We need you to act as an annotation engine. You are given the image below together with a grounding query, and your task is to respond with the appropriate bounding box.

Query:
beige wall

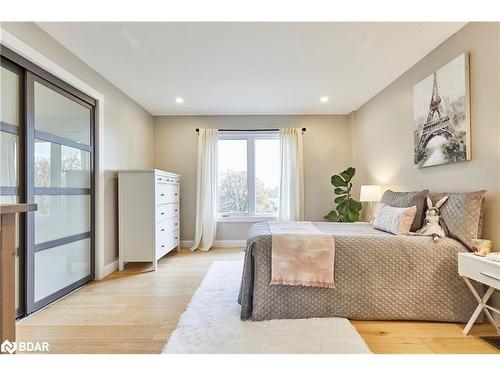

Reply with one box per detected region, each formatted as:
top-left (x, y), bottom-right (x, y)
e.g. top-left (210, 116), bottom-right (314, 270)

top-left (154, 115), bottom-right (352, 241)
top-left (351, 22), bottom-right (500, 313)
top-left (1, 22), bottom-right (155, 266)
top-left (351, 22), bottom-right (500, 245)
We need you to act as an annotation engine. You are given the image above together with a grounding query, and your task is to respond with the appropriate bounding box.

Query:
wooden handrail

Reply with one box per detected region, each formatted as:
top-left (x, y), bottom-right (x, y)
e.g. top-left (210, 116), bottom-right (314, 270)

top-left (0, 204), bottom-right (37, 215)
top-left (0, 203), bottom-right (37, 349)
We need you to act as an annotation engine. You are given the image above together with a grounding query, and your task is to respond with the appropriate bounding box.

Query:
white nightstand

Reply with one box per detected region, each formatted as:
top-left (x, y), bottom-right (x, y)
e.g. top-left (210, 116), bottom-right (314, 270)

top-left (458, 252), bottom-right (500, 335)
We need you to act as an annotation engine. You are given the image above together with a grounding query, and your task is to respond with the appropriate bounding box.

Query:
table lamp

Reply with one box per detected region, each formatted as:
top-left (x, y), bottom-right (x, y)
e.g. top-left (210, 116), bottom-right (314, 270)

top-left (360, 185), bottom-right (382, 222)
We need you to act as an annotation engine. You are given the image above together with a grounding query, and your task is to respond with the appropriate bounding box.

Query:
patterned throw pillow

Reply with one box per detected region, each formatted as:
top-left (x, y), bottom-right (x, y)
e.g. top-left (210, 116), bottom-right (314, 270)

top-left (380, 190), bottom-right (428, 232)
top-left (372, 204), bottom-right (418, 235)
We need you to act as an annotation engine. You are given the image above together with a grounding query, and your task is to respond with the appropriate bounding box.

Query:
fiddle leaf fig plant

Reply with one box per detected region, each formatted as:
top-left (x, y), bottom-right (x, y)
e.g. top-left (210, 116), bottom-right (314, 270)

top-left (324, 167), bottom-right (362, 222)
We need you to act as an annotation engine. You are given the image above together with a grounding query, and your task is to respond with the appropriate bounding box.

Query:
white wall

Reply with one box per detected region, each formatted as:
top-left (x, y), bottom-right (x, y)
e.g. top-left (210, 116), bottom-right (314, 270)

top-left (350, 22), bottom-right (500, 317)
top-left (154, 115), bottom-right (352, 242)
top-left (1, 22), bottom-right (155, 266)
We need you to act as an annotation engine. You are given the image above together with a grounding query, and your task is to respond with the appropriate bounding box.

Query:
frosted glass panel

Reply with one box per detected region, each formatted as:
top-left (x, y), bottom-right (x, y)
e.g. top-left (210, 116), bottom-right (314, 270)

top-left (34, 81), bottom-right (91, 145)
top-left (0, 131), bottom-right (19, 187)
top-left (0, 66), bottom-right (19, 126)
top-left (0, 194), bottom-right (17, 203)
top-left (35, 195), bottom-right (90, 244)
top-left (35, 141), bottom-right (90, 188)
top-left (34, 238), bottom-right (90, 302)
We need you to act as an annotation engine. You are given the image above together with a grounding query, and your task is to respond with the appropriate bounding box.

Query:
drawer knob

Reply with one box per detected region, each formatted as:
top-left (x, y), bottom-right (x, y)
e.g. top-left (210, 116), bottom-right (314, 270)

top-left (161, 229), bottom-right (165, 232)
top-left (160, 193), bottom-right (165, 197)
top-left (175, 223), bottom-right (178, 225)
top-left (174, 193), bottom-right (178, 196)
top-left (175, 237), bottom-right (178, 240)
top-left (160, 212), bottom-right (164, 215)
top-left (175, 209), bottom-right (178, 212)
top-left (161, 245), bottom-right (165, 248)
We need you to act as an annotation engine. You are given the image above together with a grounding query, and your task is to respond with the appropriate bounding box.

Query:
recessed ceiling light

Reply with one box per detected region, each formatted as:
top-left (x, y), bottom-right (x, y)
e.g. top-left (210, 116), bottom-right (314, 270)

top-left (320, 96), bottom-right (329, 103)
top-left (175, 97), bottom-right (184, 104)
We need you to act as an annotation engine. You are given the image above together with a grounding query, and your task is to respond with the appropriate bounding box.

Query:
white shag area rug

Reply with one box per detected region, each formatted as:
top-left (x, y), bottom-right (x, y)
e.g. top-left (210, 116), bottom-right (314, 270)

top-left (163, 261), bottom-right (371, 354)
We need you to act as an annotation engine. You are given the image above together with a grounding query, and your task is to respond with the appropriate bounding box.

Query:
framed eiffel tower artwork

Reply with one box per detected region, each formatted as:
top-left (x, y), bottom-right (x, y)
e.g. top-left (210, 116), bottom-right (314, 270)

top-left (413, 53), bottom-right (471, 168)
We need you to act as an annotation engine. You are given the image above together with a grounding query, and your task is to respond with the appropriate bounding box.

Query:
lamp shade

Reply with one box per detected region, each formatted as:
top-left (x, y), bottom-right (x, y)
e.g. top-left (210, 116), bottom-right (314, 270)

top-left (360, 185), bottom-right (382, 202)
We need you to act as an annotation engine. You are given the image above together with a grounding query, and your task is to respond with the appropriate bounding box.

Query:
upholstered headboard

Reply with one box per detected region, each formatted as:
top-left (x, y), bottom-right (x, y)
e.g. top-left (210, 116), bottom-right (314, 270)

top-left (428, 191), bottom-right (486, 250)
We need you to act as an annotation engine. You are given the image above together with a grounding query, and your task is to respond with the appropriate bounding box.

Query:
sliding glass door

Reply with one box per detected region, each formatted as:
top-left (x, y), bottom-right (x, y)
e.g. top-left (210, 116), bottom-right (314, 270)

top-left (26, 72), bottom-right (94, 313)
top-left (0, 59), bottom-right (25, 317)
top-left (1, 47), bottom-right (95, 315)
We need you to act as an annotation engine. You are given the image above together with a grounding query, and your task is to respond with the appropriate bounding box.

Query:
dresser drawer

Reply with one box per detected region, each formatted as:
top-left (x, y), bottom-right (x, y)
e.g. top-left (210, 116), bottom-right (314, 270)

top-left (156, 174), bottom-right (180, 184)
top-left (458, 254), bottom-right (500, 289)
top-left (157, 215), bottom-right (180, 234)
top-left (156, 183), bottom-right (179, 204)
top-left (156, 203), bottom-right (179, 222)
top-left (157, 229), bottom-right (179, 258)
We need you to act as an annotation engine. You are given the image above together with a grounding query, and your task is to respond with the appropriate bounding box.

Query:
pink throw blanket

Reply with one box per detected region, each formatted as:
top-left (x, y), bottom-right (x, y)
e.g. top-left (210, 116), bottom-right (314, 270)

top-left (269, 221), bottom-right (335, 288)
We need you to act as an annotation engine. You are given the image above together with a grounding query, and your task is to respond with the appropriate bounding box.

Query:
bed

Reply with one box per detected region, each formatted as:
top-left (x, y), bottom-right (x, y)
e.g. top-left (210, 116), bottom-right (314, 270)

top-left (238, 221), bottom-right (481, 322)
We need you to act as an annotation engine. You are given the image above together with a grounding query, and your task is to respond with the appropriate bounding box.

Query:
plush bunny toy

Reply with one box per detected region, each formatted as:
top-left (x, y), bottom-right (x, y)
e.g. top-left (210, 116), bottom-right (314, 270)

top-left (414, 196), bottom-right (449, 242)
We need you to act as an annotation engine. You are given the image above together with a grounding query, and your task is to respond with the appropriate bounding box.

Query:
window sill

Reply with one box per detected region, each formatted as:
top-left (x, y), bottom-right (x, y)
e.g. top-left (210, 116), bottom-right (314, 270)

top-left (217, 215), bottom-right (278, 223)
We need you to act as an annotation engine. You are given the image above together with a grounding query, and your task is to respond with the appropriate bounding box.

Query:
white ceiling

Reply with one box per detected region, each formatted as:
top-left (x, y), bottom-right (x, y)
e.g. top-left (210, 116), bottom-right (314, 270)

top-left (37, 22), bottom-right (466, 115)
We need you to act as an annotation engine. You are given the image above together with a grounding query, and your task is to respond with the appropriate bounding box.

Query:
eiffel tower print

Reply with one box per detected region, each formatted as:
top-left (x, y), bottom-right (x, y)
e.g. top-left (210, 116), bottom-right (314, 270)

top-left (416, 72), bottom-right (454, 153)
top-left (414, 53), bottom-right (470, 168)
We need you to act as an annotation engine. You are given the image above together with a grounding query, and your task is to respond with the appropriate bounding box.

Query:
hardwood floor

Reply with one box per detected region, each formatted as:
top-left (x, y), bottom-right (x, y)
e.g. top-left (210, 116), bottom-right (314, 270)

top-left (17, 247), bottom-right (499, 354)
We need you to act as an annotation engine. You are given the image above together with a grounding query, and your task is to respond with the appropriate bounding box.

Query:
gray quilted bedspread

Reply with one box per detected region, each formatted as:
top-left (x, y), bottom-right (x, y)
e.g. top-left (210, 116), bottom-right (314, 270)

top-left (238, 222), bottom-right (480, 322)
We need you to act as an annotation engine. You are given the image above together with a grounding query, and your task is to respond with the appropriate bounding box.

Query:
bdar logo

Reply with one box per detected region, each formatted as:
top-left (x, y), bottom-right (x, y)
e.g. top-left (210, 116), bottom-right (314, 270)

top-left (1, 340), bottom-right (49, 353)
top-left (1, 340), bottom-right (16, 354)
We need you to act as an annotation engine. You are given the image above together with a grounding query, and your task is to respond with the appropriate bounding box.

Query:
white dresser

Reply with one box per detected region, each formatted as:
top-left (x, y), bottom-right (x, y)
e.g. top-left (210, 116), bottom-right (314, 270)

top-left (118, 169), bottom-right (181, 271)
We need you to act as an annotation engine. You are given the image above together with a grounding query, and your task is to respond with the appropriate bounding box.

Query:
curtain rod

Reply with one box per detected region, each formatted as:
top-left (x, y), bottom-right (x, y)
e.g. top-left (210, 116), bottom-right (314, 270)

top-left (195, 128), bottom-right (306, 133)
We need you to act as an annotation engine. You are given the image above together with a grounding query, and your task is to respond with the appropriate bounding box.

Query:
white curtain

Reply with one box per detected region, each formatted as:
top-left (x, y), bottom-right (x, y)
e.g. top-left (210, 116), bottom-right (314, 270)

top-left (278, 128), bottom-right (304, 221)
top-left (191, 129), bottom-right (218, 251)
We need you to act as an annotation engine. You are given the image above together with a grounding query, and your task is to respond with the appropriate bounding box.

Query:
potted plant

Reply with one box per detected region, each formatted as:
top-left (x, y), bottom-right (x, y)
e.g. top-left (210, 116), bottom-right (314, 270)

top-left (324, 167), bottom-right (362, 222)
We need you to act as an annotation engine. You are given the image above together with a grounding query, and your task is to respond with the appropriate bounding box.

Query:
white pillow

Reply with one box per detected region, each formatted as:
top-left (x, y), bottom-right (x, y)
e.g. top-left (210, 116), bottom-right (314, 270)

top-left (372, 203), bottom-right (417, 235)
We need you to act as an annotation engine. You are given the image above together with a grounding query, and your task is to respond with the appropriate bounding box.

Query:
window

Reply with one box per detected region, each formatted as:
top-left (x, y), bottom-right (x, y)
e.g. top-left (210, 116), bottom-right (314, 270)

top-left (217, 139), bottom-right (248, 214)
top-left (217, 131), bottom-right (280, 220)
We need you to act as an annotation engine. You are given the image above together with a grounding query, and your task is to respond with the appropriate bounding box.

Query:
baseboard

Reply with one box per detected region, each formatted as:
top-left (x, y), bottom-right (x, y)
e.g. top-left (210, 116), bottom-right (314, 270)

top-left (180, 240), bottom-right (246, 248)
top-left (213, 240), bottom-right (246, 248)
top-left (98, 260), bottom-right (118, 279)
top-left (180, 240), bottom-right (194, 248)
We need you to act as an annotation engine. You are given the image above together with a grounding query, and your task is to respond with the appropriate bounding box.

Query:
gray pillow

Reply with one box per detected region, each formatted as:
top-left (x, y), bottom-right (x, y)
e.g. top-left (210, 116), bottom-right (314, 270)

top-left (380, 190), bottom-right (428, 232)
top-left (428, 191), bottom-right (486, 250)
